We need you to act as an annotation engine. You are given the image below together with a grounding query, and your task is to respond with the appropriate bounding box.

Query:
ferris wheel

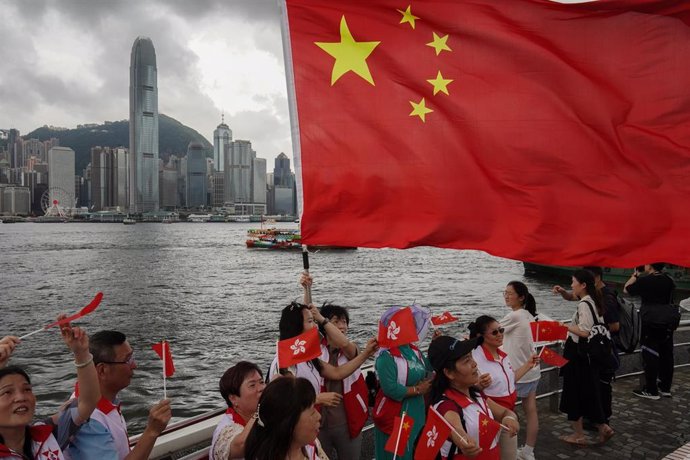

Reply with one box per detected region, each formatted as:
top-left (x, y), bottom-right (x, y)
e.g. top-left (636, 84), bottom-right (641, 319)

top-left (41, 187), bottom-right (75, 217)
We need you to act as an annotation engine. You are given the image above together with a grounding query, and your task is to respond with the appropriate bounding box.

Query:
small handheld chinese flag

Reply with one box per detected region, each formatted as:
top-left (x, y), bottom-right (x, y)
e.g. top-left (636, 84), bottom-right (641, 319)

top-left (478, 412), bottom-right (501, 449)
top-left (431, 311), bottom-right (458, 326)
top-left (152, 340), bottom-right (175, 377)
top-left (539, 347), bottom-right (569, 368)
top-left (414, 406), bottom-right (452, 460)
top-left (277, 327), bottom-right (322, 368)
top-left (530, 321), bottom-right (568, 342)
top-left (385, 412), bottom-right (414, 457)
top-left (378, 307), bottom-right (419, 348)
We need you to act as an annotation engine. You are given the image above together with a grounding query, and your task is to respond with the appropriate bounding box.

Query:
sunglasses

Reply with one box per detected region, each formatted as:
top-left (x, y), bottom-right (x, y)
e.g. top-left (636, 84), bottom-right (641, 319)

top-left (487, 327), bottom-right (505, 336)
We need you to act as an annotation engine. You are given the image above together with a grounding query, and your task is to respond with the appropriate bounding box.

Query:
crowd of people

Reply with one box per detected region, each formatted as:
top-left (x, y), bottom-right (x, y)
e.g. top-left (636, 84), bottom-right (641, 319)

top-left (0, 264), bottom-right (681, 459)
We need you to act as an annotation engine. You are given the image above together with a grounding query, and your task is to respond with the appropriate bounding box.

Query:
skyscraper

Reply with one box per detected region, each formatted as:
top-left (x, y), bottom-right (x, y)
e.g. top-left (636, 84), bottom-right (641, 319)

top-left (47, 146), bottom-right (75, 209)
top-left (129, 36), bottom-right (159, 213)
top-left (186, 141), bottom-right (207, 208)
top-left (213, 115), bottom-right (232, 172)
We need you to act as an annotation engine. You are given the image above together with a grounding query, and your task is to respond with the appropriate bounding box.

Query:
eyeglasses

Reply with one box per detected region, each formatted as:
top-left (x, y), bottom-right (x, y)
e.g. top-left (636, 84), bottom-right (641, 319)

top-left (99, 354), bottom-right (135, 366)
top-left (487, 328), bottom-right (505, 336)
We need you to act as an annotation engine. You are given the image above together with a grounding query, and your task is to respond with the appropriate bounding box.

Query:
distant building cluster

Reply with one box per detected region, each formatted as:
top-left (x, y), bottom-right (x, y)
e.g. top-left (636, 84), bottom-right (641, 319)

top-left (0, 37), bottom-right (297, 218)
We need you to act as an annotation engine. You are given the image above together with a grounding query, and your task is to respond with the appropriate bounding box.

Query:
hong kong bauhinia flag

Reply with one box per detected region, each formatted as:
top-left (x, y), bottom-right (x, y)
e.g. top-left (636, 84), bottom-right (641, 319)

top-left (414, 406), bottom-right (452, 460)
top-left (277, 327), bottom-right (322, 368)
top-left (282, 0), bottom-right (690, 266)
top-left (431, 311), bottom-right (459, 326)
top-left (378, 307), bottom-right (419, 348)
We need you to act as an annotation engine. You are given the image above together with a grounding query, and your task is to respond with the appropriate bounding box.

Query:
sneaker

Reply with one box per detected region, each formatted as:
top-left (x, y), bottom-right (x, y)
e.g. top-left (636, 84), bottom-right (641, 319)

top-left (517, 447), bottom-right (536, 460)
top-left (659, 390), bottom-right (672, 398)
top-left (632, 389), bottom-right (660, 400)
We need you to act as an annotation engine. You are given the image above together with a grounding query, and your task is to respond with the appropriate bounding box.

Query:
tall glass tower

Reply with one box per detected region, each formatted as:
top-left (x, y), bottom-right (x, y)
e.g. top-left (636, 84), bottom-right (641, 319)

top-left (213, 114), bottom-right (232, 172)
top-left (129, 36), bottom-right (159, 212)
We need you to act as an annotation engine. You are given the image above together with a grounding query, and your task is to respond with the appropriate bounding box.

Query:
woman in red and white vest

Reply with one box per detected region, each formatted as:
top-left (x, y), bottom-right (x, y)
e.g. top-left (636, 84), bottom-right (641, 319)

top-left (210, 361), bottom-right (266, 460)
top-left (428, 335), bottom-right (520, 460)
top-left (0, 318), bottom-right (100, 460)
top-left (470, 316), bottom-right (538, 460)
top-left (317, 303), bottom-right (369, 460)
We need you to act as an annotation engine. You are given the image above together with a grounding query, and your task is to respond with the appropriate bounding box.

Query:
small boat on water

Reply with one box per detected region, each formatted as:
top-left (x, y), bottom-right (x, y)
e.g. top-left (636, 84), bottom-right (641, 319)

top-left (123, 217), bottom-right (136, 225)
top-left (162, 217), bottom-right (173, 224)
top-left (245, 228), bottom-right (356, 251)
top-left (188, 214), bottom-right (212, 223)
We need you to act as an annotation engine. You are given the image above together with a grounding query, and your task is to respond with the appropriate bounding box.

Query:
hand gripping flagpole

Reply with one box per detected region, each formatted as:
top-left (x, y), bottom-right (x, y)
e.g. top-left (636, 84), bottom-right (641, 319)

top-left (302, 245), bottom-right (312, 304)
top-left (392, 411), bottom-right (407, 460)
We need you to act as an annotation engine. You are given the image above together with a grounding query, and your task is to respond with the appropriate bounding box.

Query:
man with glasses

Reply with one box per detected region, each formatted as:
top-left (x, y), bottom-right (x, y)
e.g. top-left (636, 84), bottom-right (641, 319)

top-left (65, 330), bottom-right (172, 460)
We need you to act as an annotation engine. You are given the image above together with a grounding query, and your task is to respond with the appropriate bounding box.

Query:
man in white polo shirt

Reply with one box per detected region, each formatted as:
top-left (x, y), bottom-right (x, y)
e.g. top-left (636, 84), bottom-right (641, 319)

top-left (65, 330), bottom-right (171, 460)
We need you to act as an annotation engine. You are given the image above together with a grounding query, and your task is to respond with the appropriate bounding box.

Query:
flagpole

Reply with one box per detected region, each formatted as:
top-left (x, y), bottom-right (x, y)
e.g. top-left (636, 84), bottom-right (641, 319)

top-left (392, 411), bottom-right (406, 460)
top-left (162, 341), bottom-right (167, 400)
top-left (302, 245), bottom-right (312, 304)
top-left (19, 327), bottom-right (46, 340)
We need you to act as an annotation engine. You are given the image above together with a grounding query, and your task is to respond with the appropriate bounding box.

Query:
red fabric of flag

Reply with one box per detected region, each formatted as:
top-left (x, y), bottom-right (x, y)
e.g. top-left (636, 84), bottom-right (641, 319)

top-left (478, 412), bottom-right (501, 449)
top-left (277, 327), bottom-right (322, 368)
top-left (377, 307), bottom-right (419, 348)
top-left (540, 347), bottom-right (569, 368)
top-left (431, 311), bottom-right (458, 326)
top-left (44, 292), bottom-right (104, 329)
top-left (414, 407), bottom-right (452, 460)
top-left (151, 340), bottom-right (175, 377)
top-left (284, 0), bottom-right (690, 267)
top-left (384, 413), bottom-right (415, 456)
top-left (530, 321), bottom-right (568, 342)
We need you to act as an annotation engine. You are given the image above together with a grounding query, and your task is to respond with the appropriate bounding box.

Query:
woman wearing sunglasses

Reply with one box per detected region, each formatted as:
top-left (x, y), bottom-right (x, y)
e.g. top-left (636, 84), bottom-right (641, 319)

top-left (469, 316), bottom-right (538, 460)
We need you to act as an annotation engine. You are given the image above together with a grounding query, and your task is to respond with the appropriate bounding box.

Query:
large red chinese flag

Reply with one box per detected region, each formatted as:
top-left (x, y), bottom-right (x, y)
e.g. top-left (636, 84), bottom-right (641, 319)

top-left (414, 406), bottom-right (452, 460)
top-left (284, 0), bottom-right (690, 266)
top-left (385, 413), bottom-right (415, 456)
top-left (377, 307), bottom-right (419, 348)
top-left (277, 327), bottom-right (322, 368)
top-left (530, 321), bottom-right (568, 342)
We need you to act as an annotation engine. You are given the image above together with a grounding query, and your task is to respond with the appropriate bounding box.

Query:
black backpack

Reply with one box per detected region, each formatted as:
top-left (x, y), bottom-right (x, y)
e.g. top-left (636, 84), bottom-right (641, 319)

top-left (611, 291), bottom-right (642, 353)
top-left (579, 300), bottom-right (614, 368)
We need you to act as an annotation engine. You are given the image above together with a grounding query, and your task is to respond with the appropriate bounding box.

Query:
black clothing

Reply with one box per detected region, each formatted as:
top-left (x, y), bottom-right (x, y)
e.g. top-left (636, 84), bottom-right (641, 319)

top-left (641, 326), bottom-right (674, 394)
top-left (559, 338), bottom-right (607, 423)
top-left (626, 272), bottom-right (675, 306)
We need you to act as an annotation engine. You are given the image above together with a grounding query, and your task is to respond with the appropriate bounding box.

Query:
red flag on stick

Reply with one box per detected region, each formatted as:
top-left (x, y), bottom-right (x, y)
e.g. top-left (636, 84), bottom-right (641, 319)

top-left (530, 321), bottom-right (568, 342)
top-left (152, 340), bottom-right (175, 377)
top-left (284, 0), bottom-right (690, 267)
top-left (414, 406), bottom-right (452, 460)
top-left (20, 292), bottom-right (104, 340)
top-left (385, 412), bottom-right (414, 456)
top-left (377, 307), bottom-right (418, 348)
top-left (277, 327), bottom-right (322, 368)
top-left (539, 347), bottom-right (569, 368)
top-left (431, 311), bottom-right (458, 326)
top-left (478, 412), bottom-right (501, 449)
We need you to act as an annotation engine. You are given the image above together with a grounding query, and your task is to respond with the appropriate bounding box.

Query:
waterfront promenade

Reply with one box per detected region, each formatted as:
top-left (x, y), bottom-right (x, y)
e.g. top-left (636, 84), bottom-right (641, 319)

top-left (518, 366), bottom-right (690, 460)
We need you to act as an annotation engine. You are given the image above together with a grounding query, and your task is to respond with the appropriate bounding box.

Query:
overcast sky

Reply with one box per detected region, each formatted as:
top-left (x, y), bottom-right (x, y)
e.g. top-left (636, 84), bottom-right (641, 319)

top-left (0, 0), bottom-right (291, 166)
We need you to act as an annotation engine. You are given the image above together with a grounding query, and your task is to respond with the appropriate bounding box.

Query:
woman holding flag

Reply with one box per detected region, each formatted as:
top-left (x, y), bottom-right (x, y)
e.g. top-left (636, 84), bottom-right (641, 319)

top-left (469, 316), bottom-right (538, 460)
top-left (0, 317), bottom-right (100, 459)
top-left (427, 335), bottom-right (519, 460)
top-left (499, 281), bottom-right (541, 460)
top-left (373, 305), bottom-right (433, 460)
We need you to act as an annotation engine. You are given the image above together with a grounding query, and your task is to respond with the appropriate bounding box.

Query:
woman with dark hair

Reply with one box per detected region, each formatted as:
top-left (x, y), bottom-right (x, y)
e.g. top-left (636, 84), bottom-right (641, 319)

top-left (244, 377), bottom-right (328, 460)
top-left (267, 301), bottom-right (377, 408)
top-left (499, 281), bottom-right (540, 460)
top-left (0, 318), bottom-right (100, 459)
top-left (469, 316), bottom-right (538, 460)
top-left (210, 361), bottom-right (266, 460)
top-left (559, 269), bottom-right (614, 446)
top-left (428, 335), bottom-right (519, 459)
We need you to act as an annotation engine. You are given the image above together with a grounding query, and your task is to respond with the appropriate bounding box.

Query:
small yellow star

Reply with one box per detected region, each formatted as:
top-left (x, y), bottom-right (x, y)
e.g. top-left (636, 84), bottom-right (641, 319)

top-left (397, 5), bottom-right (419, 29)
top-left (427, 71), bottom-right (453, 95)
top-left (426, 32), bottom-right (452, 56)
top-left (315, 16), bottom-right (381, 86)
top-left (403, 421), bottom-right (411, 430)
top-left (409, 97), bottom-right (433, 122)
top-left (481, 419), bottom-right (489, 426)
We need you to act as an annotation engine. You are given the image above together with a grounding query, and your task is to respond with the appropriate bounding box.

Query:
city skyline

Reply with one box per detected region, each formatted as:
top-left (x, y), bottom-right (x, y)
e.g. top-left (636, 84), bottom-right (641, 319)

top-left (0, 0), bottom-right (291, 166)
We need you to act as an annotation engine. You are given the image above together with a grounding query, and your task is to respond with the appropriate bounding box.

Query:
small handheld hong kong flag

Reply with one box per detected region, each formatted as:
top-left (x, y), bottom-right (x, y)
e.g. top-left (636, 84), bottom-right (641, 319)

top-left (152, 340), bottom-right (175, 377)
top-left (478, 412), bottom-right (501, 449)
top-left (530, 321), bottom-right (568, 342)
top-left (378, 307), bottom-right (419, 348)
top-left (539, 347), bottom-right (569, 368)
top-left (414, 406), bottom-right (452, 460)
top-left (277, 327), bottom-right (322, 368)
top-left (431, 311), bottom-right (459, 326)
top-left (385, 412), bottom-right (415, 456)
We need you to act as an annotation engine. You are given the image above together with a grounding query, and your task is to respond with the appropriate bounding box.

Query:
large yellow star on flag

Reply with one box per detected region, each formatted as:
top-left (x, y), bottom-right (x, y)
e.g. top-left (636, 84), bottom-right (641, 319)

top-left (427, 32), bottom-right (452, 56)
top-left (427, 71), bottom-right (454, 95)
top-left (397, 5), bottom-right (419, 29)
top-left (315, 16), bottom-right (381, 86)
top-left (409, 97), bottom-right (433, 122)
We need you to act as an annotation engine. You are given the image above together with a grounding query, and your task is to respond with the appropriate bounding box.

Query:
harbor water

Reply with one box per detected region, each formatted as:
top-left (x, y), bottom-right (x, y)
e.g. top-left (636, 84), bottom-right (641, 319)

top-left (1, 222), bottom-right (579, 431)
